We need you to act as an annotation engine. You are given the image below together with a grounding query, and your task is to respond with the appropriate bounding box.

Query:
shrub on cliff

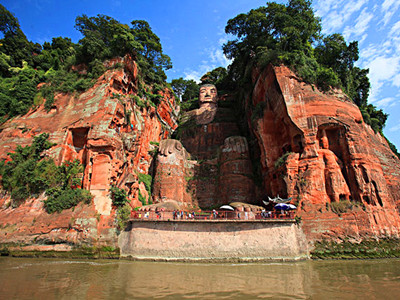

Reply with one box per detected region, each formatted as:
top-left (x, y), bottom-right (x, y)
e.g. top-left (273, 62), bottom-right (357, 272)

top-left (0, 134), bottom-right (54, 205)
top-left (116, 203), bottom-right (132, 231)
top-left (224, 0), bottom-right (366, 95)
top-left (41, 158), bottom-right (93, 213)
top-left (44, 188), bottom-right (92, 214)
top-left (109, 185), bottom-right (128, 207)
top-left (170, 77), bottom-right (200, 111)
top-left (75, 16), bottom-right (171, 85)
top-left (138, 173), bottom-right (153, 205)
top-left (0, 134), bottom-right (92, 211)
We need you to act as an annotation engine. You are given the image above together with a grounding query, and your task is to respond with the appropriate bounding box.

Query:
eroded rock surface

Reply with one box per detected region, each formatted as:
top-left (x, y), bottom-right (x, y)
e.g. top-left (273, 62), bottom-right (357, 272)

top-left (1, 58), bottom-right (400, 249)
top-left (0, 55), bottom-right (178, 248)
top-left (249, 65), bottom-right (400, 240)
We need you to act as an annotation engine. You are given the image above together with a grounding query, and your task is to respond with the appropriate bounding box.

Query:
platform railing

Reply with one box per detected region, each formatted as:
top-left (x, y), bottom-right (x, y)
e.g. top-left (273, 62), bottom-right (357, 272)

top-left (130, 210), bottom-right (295, 221)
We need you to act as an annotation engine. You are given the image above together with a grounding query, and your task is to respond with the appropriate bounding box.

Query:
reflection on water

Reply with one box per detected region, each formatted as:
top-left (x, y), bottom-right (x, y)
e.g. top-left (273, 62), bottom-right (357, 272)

top-left (1, 257), bottom-right (400, 299)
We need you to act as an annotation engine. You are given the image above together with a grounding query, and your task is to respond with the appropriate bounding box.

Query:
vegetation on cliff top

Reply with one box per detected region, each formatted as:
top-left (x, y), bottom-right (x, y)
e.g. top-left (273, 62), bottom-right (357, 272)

top-left (0, 4), bottom-right (171, 122)
top-left (217, 0), bottom-right (398, 157)
top-left (0, 133), bottom-right (92, 212)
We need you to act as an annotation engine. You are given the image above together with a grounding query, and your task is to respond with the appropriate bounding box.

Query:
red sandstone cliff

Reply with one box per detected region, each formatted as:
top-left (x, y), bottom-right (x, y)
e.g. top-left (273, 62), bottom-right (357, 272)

top-left (249, 64), bottom-right (400, 240)
top-left (1, 58), bottom-right (400, 250)
top-left (0, 55), bottom-right (178, 249)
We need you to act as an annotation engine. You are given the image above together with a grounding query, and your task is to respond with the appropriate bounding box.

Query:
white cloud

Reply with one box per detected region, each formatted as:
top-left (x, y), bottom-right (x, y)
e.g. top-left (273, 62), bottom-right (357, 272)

top-left (184, 71), bottom-right (202, 83)
top-left (318, 0), bottom-right (369, 33)
top-left (210, 48), bottom-right (231, 66)
top-left (365, 56), bottom-right (400, 102)
top-left (389, 123), bottom-right (400, 132)
top-left (381, 0), bottom-right (400, 26)
top-left (314, 0), bottom-right (339, 18)
top-left (374, 97), bottom-right (397, 108)
top-left (368, 56), bottom-right (399, 82)
top-left (389, 21), bottom-right (400, 37)
top-left (343, 8), bottom-right (373, 39)
top-left (393, 74), bottom-right (400, 87)
top-left (183, 33), bottom-right (231, 82)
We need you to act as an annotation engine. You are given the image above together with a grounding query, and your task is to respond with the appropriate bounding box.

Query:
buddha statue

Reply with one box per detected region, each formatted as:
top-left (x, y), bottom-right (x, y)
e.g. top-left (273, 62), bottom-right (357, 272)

top-left (152, 83), bottom-right (256, 208)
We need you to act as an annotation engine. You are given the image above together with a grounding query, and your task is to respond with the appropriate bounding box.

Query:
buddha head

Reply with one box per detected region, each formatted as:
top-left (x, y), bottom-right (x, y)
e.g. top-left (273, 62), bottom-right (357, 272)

top-left (199, 84), bottom-right (217, 108)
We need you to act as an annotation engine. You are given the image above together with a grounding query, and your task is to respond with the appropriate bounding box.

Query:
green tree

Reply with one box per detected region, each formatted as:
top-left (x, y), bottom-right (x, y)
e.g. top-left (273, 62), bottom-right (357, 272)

top-left (223, 0), bottom-right (321, 87)
top-left (170, 77), bottom-right (199, 101)
top-left (200, 67), bottom-right (234, 92)
top-left (74, 15), bottom-right (171, 84)
top-left (0, 4), bottom-right (35, 68)
top-left (130, 20), bottom-right (172, 83)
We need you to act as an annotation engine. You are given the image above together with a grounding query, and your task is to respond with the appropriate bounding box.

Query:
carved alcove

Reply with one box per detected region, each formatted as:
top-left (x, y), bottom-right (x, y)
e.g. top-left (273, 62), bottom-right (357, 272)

top-left (317, 123), bottom-right (352, 203)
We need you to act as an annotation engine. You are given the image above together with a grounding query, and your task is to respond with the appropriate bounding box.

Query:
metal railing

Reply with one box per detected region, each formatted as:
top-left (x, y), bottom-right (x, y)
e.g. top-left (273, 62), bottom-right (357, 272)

top-left (130, 210), bottom-right (295, 221)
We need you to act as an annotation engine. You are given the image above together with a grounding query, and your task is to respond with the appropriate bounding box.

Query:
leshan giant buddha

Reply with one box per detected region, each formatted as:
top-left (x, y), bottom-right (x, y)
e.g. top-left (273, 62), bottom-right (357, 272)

top-left (152, 84), bottom-right (256, 209)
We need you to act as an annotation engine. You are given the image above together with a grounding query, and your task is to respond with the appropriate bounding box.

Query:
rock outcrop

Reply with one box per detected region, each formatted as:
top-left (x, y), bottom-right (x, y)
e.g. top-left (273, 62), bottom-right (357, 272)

top-left (248, 65), bottom-right (400, 240)
top-left (0, 55), bottom-right (178, 248)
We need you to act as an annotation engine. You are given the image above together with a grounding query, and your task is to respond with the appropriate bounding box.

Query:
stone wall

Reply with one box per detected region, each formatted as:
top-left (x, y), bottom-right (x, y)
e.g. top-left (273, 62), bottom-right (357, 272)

top-left (118, 220), bottom-right (309, 261)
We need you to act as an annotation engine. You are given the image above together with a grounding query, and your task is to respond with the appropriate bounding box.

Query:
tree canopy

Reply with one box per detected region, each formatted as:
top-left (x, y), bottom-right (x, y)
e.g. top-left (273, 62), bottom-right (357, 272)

top-left (75, 15), bottom-right (171, 83)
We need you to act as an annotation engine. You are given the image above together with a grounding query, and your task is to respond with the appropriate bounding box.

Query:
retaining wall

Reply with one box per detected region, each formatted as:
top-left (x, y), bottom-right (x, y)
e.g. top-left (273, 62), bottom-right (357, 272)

top-left (118, 220), bottom-right (309, 262)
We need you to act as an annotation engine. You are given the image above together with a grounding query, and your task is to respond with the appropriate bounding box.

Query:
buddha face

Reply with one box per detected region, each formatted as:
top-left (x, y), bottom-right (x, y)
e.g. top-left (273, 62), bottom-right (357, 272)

top-left (199, 84), bottom-right (217, 105)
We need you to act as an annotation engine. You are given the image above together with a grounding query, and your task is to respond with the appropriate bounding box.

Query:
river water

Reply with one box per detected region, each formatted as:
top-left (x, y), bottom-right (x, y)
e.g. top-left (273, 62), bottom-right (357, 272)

top-left (1, 257), bottom-right (400, 299)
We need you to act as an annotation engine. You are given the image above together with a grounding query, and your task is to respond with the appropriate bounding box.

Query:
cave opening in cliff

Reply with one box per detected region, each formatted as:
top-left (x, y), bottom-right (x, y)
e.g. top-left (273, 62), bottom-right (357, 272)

top-left (71, 127), bottom-right (89, 151)
top-left (69, 127), bottom-right (90, 170)
top-left (292, 134), bottom-right (304, 153)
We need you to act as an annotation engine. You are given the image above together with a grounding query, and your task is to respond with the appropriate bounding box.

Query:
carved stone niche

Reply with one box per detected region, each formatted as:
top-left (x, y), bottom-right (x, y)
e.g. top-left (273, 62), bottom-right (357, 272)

top-left (61, 127), bottom-right (90, 164)
top-left (316, 124), bottom-right (352, 203)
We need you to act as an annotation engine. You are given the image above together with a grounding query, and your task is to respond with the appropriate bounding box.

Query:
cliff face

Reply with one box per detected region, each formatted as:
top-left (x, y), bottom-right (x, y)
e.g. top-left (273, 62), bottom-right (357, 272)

top-left (249, 65), bottom-right (400, 240)
top-left (1, 58), bottom-right (400, 250)
top-left (0, 55), bottom-right (178, 249)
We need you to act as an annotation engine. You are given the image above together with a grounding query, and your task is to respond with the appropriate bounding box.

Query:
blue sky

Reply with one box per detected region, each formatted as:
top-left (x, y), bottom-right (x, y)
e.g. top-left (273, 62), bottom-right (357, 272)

top-left (2, 0), bottom-right (400, 150)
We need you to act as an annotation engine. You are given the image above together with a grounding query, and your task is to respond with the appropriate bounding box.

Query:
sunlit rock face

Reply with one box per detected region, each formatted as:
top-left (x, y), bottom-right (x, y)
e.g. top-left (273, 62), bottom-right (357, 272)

top-left (153, 84), bottom-right (256, 208)
top-left (1, 54), bottom-right (400, 249)
top-left (0, 55), bottom-right (179, 247)
top-left (248, 64), bottom-right (400, 240)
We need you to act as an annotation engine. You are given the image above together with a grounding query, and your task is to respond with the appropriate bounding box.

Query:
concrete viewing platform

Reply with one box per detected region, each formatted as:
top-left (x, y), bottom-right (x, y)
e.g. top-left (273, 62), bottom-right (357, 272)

top-left (119, 216), bottom-right (308, 262)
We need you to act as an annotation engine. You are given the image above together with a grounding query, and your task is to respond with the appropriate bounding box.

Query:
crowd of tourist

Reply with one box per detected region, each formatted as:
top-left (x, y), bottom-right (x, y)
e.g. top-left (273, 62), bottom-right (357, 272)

top-left (131, 208), bottom-right (294, 221)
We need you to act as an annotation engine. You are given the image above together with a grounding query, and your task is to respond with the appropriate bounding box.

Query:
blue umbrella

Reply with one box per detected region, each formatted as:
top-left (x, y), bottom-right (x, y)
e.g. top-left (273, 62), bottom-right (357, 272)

top-left (275, 203), bottom-right (290, 210)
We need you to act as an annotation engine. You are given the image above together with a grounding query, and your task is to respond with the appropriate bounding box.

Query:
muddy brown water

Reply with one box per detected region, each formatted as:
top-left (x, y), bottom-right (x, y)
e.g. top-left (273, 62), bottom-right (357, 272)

top-left (1, 257), bottom-right (400, 299)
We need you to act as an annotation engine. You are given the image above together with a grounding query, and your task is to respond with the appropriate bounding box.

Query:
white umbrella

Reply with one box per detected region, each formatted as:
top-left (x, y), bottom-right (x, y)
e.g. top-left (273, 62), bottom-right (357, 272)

top-left (220, 205), bottom-right (235, 211)
top-left (287, 204), bottom-right (297, 210)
